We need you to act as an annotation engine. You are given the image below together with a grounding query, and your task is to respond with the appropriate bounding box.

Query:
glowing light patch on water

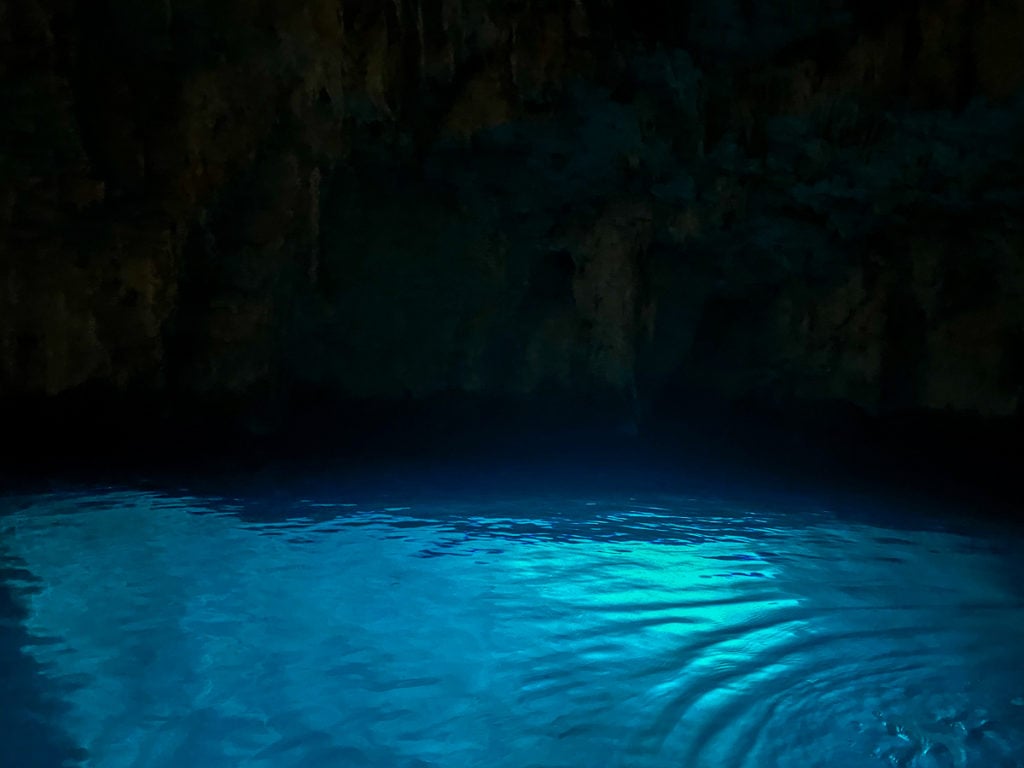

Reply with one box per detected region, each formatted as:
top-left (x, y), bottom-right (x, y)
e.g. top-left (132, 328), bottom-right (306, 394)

top-left (1, 490), bottom-right (1023, 768)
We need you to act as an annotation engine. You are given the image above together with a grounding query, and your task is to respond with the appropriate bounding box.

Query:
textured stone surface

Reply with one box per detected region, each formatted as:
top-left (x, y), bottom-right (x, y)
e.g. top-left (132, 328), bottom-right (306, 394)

top-left (1, 0), bottom-right (1022, 441)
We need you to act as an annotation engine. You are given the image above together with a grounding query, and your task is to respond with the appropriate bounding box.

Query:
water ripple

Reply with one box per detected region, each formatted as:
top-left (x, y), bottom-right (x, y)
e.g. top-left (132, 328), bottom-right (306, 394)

top-left (1, 491), bottom-right (1022, 768)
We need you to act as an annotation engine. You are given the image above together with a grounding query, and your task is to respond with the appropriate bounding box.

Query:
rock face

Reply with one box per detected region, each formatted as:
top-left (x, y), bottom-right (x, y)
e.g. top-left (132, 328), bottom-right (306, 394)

top-left (1, 0), bottom-right (1023, 447)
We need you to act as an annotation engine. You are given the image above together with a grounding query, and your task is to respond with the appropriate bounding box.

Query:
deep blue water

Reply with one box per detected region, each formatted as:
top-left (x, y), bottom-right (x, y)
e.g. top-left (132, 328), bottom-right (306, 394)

top-left (2, 473), bottom-right (1023, 768)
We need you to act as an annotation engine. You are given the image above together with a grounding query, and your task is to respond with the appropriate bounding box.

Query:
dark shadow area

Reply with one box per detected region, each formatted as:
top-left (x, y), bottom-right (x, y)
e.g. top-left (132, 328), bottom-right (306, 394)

top-left (0, 562), bottom-right (86, 768)
top-left (1, 386), bottom-right (1021, 526)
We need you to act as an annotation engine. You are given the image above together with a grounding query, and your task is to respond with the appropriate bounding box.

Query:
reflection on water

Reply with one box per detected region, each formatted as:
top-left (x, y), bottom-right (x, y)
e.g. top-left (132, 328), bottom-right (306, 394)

top-left (1, 489), bottom-right (1022, 767)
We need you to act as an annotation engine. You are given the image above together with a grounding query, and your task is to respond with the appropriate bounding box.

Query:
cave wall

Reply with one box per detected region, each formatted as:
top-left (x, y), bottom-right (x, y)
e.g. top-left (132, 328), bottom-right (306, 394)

top-left (2, 0), bottom-right (1023, 439)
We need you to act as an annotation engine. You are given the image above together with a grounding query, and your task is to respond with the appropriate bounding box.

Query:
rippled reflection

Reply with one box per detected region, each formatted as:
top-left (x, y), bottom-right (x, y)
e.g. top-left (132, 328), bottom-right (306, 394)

top-left (1, 490), bottom-right (1022, 767)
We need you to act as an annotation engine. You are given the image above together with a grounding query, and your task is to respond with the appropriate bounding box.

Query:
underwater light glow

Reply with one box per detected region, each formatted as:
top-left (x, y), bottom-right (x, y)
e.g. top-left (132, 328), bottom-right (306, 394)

top-left (2, 490), bottom-right (1023, 767)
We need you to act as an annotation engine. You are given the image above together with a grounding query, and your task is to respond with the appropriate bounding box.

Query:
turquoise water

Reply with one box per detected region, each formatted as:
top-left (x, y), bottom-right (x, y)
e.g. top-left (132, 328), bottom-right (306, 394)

top-left (2, 486), bottom-right (1023, 767)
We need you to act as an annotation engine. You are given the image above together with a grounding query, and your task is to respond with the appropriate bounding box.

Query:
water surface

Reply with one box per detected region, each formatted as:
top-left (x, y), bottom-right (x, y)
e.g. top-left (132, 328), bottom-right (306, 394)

top-left (2, 485), bottom-right (1022, 767)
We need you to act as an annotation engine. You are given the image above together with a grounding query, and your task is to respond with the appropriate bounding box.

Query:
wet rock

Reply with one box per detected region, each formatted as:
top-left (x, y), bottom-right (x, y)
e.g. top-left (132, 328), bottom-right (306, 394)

top-left (1, 0), bottom-right (1023, 455)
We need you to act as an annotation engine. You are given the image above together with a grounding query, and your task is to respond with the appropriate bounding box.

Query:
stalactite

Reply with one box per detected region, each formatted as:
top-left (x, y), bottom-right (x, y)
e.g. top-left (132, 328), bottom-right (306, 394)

top-left (367, 15), bottom-right (394, 118)
top-left (441, 0), bottom-right (460, 80)
top-left (456, 0), bottom-right (465, 53)
top-left (510, 20), bottom-right (519, 89)
top-left (335, 3), bottom-right (347, 118)
top-left (417, 0), bottom-right (426, 80)
top-left (572, 0), bottom-right (587, 36)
